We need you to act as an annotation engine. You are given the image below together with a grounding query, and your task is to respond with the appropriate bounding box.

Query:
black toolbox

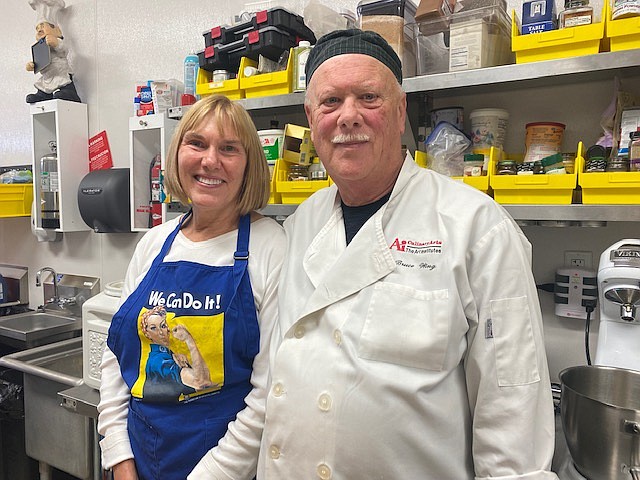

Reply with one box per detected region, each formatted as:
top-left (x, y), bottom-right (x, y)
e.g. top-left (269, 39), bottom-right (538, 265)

top-left (198, 26), bottom-right (297, 73)
top-left (203, 7), bottom-right (316, 47)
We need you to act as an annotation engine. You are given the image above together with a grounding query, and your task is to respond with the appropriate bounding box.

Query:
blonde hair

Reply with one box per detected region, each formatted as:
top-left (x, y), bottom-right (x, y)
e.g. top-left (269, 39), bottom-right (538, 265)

top-left (164, 95), bottom-right (270, 215)
top-left (140, 306), bottom-right (167, 340)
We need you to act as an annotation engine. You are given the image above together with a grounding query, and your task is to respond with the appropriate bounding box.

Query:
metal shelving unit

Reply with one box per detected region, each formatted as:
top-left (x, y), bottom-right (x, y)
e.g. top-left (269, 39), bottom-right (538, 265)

top-left (260, 203), bottom-right (640, 223)
top-left (251, 51), bottom-right (640, 223)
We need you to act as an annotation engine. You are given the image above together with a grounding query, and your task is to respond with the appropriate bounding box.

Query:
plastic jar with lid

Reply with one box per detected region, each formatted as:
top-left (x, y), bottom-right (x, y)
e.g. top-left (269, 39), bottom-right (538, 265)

top-left (629, 131), bottom-right (640, 172)
top-left (540, 153), bottom-right (566, 174)
top-left (496, 160), bottom-right (517, 175)
top-left (463, 153), bottom-right (485, 177)
top-left (308, 157), bottom-right (328, 180)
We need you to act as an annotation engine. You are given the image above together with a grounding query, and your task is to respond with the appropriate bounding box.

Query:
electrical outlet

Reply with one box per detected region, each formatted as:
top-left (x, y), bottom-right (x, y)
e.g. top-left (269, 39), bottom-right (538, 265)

top-left (564, 250), bottom-right (593, 269)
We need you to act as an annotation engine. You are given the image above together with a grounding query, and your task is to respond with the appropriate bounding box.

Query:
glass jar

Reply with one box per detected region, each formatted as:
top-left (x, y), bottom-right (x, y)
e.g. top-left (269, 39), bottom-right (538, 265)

top-left (288, 164), bottom-right (309, 181)
top-left (496, 160), bottom-right (517, 175)
top-left (606, 158), bottom-right (630, 172)
top-left (585, 157), bottom-right (607, 172)
top-left (559, 0), bottom-right (593, 27)
top-left (463, 153), bottom-right (485, 177)
top-left (540, 153), bottom-right (566, 174)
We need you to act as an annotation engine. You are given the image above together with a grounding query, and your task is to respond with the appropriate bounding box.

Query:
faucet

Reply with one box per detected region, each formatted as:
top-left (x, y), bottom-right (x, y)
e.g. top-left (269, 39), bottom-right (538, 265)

top-left (36, 267), bottom-right (59, 305)
top-left (35, 266), bottom-right (77, 311)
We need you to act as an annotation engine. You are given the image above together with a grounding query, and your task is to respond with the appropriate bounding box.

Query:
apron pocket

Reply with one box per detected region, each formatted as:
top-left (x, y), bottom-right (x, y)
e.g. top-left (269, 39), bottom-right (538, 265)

top-left (358, 283), bottom-right (450, 371)
top-left (489, 296), bottom-right (541, 386)
top-left (128, 406), bottom-right (160, 479)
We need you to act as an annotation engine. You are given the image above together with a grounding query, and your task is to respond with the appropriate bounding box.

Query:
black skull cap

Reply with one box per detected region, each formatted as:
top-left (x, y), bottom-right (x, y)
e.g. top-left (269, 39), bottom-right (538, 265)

top-left (305, 29), bottom-right (403, 86)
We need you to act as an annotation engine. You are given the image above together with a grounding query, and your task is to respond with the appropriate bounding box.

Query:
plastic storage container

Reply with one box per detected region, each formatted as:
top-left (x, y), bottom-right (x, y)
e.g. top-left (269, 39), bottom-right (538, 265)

top-left (195, 57), bottom-right (246, 100)
top-left (239, 48), bottom-right (294, 98)
top-left (469, 108), bottom-right (509, 151)
top-left (0, 184), bottom-right (34, 218)
top-left (577, 141), bottom-right (640, 204)
top-left (511, 4), bottom-right (606, 63)
top-left (415, 1), bottom-right (513, 74)
top-left (490, 148), bottom-right (578, 204)
top-left (358, 0), bottom-right (418, 77)
top-left (274, 159), bottom-right (332, 204)
top-left (605, 0), bottom-right (640, 51)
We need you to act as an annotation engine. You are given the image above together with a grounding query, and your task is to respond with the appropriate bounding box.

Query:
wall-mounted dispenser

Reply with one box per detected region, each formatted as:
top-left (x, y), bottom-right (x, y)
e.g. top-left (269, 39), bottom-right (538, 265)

top-left (78, 168), bottom-right (131, 233)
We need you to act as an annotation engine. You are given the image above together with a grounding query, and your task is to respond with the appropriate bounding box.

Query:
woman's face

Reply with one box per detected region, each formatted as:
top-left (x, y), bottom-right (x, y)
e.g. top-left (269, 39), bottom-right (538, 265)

top-left (178, 113), bottom-right (248, 217)
top-left (145, 313), bottom-right (170, 346)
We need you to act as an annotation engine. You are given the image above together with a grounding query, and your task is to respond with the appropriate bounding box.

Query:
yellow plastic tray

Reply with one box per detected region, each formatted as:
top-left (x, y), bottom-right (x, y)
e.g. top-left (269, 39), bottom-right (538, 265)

top-left (605, 1), bottom-right (640, 52)
top-left (511, 7), bottom-right (606, 63)
top-left (577, 142), bottom-right (640, 204)
top-left (239, 49), bottom-right (293, 99)
top-left (274, 158), bottom-right (331, 204)
top-left (490, 148), bottom-right (578, 204)
top-left (414, 150), bottom-right (492, 194)
top-left (0, 184), bottom-right (34, 217)
top-left (195, 58), bottom-right (246, 100)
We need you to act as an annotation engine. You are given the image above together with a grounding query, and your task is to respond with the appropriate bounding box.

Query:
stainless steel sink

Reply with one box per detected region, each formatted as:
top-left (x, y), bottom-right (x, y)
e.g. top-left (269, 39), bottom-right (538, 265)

top-left (0, 311), bottom-right (81, 349)
top-left (0, 338), bottom-right (93, 479)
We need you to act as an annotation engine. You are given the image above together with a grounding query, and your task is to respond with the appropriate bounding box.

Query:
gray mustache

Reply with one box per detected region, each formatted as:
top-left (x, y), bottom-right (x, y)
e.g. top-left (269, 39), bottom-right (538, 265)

top-left (331, 133), bottom-right (370, 144)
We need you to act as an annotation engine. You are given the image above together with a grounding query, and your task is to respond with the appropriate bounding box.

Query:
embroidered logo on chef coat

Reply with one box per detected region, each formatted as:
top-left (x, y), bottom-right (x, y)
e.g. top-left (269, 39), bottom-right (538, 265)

top-left (131, 305), bottom-right (224, 403)
top-left (389, 237), bottom-right (443, 255)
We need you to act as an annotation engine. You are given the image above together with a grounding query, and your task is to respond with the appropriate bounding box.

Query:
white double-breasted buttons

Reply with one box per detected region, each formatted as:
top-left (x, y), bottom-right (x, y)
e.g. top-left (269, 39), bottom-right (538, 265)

top-left (318, 392), bottom-right (332, 412)
top-left (272, 383), bottom-right (284, 397)
top-left (317, 463), bottom-right (332, 479)
top-left (269, 445), bottom-right (280, 459)
top-left (294, 325), bottom-right (305, 338)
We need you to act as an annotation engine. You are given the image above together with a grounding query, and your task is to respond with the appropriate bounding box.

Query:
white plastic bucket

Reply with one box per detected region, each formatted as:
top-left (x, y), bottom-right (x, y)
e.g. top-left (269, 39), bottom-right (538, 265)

top-left (258, 129), bottom-right (284, 164)
top-left (469, 108), bottom-right (509, 151)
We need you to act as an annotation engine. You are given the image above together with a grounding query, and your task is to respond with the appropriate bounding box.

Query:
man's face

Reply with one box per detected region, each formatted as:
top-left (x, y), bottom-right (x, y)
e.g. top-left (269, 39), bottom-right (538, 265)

top-left (304, 54), bottom-right (406, 205)
top-left (35, 22), bottom-right (60, 40)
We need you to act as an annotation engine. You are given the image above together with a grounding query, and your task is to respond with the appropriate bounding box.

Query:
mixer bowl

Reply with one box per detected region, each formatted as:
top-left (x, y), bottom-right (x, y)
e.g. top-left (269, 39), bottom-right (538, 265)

top-left (560, 365), bottom-right (640, 479)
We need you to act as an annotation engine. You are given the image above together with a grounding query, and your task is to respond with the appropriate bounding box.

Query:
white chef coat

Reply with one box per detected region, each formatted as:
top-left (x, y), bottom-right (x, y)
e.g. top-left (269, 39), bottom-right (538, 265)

top-left (258, 157), bottom-right (558, 480)
top-left (34, 38), bottom-right (73, 93)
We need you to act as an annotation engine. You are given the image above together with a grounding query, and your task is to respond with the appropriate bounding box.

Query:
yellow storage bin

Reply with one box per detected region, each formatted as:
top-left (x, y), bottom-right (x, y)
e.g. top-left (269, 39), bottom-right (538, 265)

top-left (414, 150), bottom-right (492, 194)
top-left (274, 158), bottom-right (331, 204)
top-left (195, 58), bottom-right (246, 100)
top-left (240, 49), bottom-right (293, 99)
top-left (605, 0), bottom-right (640, 52)
top-left (267, 163), bottom-right (282, 204)
top-left (511, 7), bottom-right (606, 63)
top-left (578, 142), bottom-right (640, 204)
top-left (0, 184), bottom-right (33, 217)
top-left (490, 148), bottom-right (578, 204)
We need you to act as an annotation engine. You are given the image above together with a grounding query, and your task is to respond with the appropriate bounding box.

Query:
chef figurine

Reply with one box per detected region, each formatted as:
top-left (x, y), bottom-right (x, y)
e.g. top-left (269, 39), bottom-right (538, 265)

top-left (25, 0), bottom-right (80, 103)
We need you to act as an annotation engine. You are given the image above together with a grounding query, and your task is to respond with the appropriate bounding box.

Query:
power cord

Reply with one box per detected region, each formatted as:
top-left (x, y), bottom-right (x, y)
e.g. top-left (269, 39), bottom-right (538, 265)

top-left (583, 299), bottom-right (597, 365)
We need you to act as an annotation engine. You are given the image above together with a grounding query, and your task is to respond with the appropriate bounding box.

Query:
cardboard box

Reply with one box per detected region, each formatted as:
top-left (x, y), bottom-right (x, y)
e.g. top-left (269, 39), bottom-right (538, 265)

top-left (283, 124), bottom-right (316, 165)
top-left (521, 0), bottom-right (558, 34)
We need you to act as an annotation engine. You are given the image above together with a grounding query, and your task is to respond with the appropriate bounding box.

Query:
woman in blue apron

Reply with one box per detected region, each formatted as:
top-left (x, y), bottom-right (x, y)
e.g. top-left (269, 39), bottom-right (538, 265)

top-left (97, 95), bottom-right (286, 480)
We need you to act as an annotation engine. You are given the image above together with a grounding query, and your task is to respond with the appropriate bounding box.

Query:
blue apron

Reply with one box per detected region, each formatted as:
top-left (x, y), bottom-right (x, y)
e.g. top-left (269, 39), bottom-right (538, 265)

top-left (107, 212), bottom-right (259, 480)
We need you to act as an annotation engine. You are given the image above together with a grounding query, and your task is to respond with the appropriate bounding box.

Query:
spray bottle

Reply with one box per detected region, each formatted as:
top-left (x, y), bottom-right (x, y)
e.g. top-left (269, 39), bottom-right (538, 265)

top-left (183, 51), bottom-right (199, 105)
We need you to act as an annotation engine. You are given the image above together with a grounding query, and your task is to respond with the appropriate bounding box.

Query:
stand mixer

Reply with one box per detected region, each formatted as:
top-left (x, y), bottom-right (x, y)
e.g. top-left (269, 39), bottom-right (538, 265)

top-left (557, 239), bottom-right (640, 480)
top-left (595, 239), bottom-right (640, 371)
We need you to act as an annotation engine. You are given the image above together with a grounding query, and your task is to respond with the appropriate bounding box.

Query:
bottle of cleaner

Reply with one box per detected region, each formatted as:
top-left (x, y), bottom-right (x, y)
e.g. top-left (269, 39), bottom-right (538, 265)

top-left (183, 51), bottom-right (199, 104)
top-left (293, 41), bottom-right (312, 92)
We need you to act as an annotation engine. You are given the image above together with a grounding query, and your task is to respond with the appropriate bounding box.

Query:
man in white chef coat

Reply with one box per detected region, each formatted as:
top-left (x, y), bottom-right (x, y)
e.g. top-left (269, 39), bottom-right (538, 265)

top-left (257, 29), bottom-right (558, 479)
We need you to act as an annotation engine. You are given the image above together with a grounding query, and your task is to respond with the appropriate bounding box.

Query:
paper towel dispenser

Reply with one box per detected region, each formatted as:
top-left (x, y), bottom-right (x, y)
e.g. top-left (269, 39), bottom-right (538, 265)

top-left (78, 168), bottom-right (131, 233)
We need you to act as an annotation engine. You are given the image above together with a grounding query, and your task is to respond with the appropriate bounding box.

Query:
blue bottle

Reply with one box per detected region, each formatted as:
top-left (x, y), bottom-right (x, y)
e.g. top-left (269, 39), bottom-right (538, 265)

top-left (184, 51), bottom-right (199, 97)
